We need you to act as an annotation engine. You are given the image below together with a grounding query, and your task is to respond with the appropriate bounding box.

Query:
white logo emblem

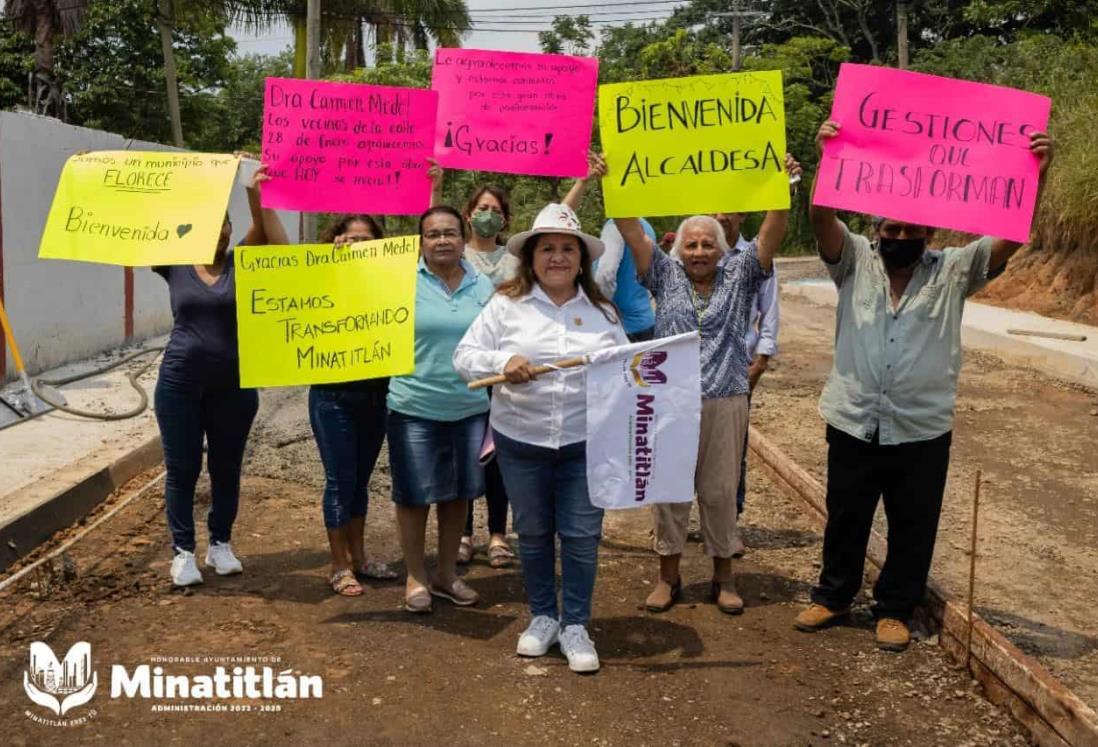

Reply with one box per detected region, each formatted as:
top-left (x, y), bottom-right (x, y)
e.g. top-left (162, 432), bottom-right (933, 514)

top-left (24, 641), bottom-right (98, 716)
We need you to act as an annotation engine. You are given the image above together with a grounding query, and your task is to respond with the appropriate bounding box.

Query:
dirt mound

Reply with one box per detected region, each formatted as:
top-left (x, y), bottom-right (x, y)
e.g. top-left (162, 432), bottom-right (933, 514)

top-left (976, 245), bottom-right (1098, 326)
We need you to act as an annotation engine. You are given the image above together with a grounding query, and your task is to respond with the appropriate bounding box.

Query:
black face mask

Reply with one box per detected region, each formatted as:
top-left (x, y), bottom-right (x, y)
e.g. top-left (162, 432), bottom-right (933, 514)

top-left (877, 237), bottom-right (926, 270)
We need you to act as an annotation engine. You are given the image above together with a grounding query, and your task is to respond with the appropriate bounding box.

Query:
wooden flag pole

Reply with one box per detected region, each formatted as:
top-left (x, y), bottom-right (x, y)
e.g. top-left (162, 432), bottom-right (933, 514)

top-left (965, 468), bottom-right (982, 672)
top-left (467, 356), bottom-right (586, 390)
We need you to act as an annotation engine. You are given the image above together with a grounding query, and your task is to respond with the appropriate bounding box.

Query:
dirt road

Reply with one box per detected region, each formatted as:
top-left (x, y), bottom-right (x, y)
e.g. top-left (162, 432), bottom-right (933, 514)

top-left (753, 272), bottom-right (1098, 711)
top-left (0, 382), bottom-right (1029, 746)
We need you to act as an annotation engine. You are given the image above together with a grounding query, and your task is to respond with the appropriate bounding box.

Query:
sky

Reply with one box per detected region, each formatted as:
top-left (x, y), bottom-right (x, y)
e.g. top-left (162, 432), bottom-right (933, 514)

top-left (229, 0), bottom-right (686, 58)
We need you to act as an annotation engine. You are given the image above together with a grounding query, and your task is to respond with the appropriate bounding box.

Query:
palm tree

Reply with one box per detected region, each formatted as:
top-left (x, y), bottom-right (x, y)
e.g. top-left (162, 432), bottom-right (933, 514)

top-left (371, 0), bottom-right (470, 64)
top-left (236, 0), bottom-right (470, 76)
top-left (4, 0), bottom-right (88, 116)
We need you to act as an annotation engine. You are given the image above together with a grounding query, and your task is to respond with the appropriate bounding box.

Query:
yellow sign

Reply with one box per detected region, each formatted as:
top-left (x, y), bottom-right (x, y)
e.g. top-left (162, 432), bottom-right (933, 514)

top-left (599, 71), bottom-right (789, 218)
top-left (234, 237), bottom-right (418, 387)
top-left (38, 151), bottom-right (238, 266)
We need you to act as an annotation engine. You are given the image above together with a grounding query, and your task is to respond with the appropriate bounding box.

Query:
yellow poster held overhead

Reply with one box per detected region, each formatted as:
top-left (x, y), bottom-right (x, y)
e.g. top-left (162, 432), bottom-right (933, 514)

top-left (234, 237), bottom-right (418, 388)
top-left (38, 151), bottom-right (238, 266)
top-left (599, 71), bottom-right (789, 218)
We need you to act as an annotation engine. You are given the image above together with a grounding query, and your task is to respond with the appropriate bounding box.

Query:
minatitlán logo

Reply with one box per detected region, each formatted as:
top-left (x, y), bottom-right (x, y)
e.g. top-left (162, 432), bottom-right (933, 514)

top-left (24, 641), bottom-right (98, 717)
top-left (630, 351), bottom-right (668, 388)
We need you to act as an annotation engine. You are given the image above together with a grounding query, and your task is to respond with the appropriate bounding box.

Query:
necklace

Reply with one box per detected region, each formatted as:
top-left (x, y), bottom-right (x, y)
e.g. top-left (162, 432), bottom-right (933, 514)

top-left (690, 282), bottom-right (714, 319)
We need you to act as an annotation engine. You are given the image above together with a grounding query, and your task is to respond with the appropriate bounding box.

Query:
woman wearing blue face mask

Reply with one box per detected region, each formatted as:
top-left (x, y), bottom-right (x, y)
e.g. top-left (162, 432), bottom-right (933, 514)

top-left (454, 184), bottom-right (520, 569)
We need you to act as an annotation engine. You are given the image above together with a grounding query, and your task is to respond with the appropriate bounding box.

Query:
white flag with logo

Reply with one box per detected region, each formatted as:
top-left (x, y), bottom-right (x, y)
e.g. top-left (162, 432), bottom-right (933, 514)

top-left (585, 331), bottom-right (700, 510)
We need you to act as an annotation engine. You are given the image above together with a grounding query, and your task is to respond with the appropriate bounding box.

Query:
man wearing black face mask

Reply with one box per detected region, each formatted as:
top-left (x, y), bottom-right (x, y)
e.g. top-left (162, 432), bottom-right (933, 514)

top-left (795, 119), bottom-right (1054, 652)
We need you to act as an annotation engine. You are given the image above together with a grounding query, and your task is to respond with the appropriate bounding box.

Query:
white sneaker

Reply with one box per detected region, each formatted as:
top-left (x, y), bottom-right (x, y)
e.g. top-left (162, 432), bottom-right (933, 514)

top-left (558, 625), bottom-right (600, 673)
top-left (204, 542), bottom-right (243, 575)
top-left (170, 551), bottom-right (203, 587)
top-left (516, 615), bottom-right (560, 657)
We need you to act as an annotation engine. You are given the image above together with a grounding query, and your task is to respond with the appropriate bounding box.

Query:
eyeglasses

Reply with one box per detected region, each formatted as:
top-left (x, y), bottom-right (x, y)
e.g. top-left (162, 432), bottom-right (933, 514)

top-left (423, 229), bottom-right (461, 241)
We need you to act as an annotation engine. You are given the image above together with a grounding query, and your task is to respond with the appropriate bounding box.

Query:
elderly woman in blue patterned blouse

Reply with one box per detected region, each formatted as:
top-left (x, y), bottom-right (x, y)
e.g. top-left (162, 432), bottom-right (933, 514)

top-left (614, 153), bottom-right (801, 617)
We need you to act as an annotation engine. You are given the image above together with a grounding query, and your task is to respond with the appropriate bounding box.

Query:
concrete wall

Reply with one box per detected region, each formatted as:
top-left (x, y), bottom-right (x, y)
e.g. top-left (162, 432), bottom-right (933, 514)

top-left (0, 112), bottom-right (298, 380)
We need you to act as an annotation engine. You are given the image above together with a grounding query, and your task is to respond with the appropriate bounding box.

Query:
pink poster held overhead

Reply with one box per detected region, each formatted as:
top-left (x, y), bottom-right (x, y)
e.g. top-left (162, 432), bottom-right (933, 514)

top-left (260, 77), bottom-right (438, 215)
top-left (813, 63), bottom-right (1051, 242)
top-left (431, 49), bottom-right (598, 178)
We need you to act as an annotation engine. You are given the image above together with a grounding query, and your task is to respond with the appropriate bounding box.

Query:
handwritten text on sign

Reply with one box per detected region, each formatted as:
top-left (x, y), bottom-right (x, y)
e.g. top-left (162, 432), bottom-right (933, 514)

top-left (599, 72), bottom-right (789, 218)
top-left (813, 64), bottom-right (1050, 242)
top-left (260, 78), bottom-right (438, 215)
top-left (234, 236), bottom-right (418, 387)
top-left (38, 151), bottom-right (237, 266)
top-left (432, 49), bottom-right (598, 177)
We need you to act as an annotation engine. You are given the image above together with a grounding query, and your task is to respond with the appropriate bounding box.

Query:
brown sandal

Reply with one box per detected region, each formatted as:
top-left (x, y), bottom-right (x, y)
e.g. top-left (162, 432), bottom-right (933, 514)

top-left (330, 569), bottom-right (363, 597)
top-left (487, 540), bottom-right (515, 569)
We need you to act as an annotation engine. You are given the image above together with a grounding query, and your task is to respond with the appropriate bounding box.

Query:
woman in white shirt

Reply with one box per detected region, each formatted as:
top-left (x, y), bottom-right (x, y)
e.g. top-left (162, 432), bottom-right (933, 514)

top-left (454, 203), bottom-right (627, 674)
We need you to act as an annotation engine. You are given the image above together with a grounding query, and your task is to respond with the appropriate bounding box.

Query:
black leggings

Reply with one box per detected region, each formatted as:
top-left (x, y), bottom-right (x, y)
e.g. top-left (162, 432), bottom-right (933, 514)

top-left (465, 458), bottom-right (508, 536)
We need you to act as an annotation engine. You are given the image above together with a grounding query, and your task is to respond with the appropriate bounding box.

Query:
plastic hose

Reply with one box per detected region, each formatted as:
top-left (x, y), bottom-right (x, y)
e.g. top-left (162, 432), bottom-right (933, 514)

top-left (30, 346), bottom-right (164, 421)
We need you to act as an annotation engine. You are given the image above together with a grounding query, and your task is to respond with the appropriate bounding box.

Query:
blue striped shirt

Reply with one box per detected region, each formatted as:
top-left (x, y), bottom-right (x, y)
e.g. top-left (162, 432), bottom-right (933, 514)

top-left (642, 246), bottom-right (768, 399)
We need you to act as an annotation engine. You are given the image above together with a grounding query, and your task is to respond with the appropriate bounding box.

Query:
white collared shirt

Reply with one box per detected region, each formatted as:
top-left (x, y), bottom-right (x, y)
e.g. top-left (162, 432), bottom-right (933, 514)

top-left (453, 284), bottom-right (629, 448)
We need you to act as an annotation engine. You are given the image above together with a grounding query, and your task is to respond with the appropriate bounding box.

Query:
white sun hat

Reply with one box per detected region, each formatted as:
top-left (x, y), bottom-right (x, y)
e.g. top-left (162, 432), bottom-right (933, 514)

top-left (505, 203), bottom-right (605, 261)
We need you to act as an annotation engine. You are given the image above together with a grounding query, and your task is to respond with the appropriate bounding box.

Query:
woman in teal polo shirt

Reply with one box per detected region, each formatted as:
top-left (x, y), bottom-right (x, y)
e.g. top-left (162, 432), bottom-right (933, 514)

top-left (387, 205), bottom-right (495, 614)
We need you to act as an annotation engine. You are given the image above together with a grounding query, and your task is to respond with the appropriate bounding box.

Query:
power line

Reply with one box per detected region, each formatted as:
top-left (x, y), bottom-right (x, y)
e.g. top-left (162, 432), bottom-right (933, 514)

top-left (465, 0), bottom-right (685, 13)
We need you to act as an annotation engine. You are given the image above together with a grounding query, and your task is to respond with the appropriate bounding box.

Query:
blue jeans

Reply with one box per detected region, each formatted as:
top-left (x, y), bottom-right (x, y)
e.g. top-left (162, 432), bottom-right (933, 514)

top-left (309, 386), bottom-right (388, 529)
top-left (493, 429), bottom-right (604, 627)
top-left (154, 377), bottom-right (259, 553)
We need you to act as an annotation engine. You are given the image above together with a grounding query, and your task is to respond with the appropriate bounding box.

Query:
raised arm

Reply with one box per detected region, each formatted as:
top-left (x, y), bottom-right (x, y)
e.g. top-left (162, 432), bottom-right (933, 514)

top-left (613, 217), bottom-right (656, 277)
top-left (988, 131), bottom-right (1053, 273)
top-left (562, 152), bottom-right (606, 211)
top-left (756, 153), bottom-right (801, 272)
top-left (594, 220), bottom-right (626, 297)
top-left (241, 164), bottom-right (289, 246)
top-left (427, 158), bottom-right (444, 208)
top-left (809, 120), bottom-right (846, 264)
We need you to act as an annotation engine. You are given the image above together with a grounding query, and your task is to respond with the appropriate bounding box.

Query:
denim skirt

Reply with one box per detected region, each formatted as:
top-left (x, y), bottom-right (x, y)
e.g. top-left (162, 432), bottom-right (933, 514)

top-left (387, 410), bottom-right (487, 506)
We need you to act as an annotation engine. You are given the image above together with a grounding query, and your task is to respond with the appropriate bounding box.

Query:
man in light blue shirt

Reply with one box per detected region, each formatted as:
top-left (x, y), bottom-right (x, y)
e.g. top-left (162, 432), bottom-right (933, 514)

top-left (794, 119), bottom-right (1054, 653)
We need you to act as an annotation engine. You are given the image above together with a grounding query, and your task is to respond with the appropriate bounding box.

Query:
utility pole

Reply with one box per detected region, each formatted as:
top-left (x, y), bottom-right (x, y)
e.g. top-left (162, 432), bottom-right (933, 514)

top-left (731, 0), bottom-right (742, 71)
top-left (157, 0), bottom-right (184, 148)
top-left (710, 2), bottom-right (766, 72)
top-left (303, 0), bottom-right (321, 242)
top-left (897, 1), bottom-right (910, 69)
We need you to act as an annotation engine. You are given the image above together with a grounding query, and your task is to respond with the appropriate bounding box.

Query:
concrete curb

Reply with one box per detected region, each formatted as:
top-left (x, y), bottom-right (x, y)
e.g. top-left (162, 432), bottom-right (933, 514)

top-left (749, 427), bottom-right (1098, 747)
top-left (0, 434), bottom-right (163, 572)
top-left (781, 281), bottom-right (1098, 391)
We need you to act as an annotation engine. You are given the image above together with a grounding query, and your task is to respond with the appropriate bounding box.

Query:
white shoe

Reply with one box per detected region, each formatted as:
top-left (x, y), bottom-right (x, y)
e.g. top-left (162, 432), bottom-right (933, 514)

top-left (171, 551), bottom-right (203, 587)
top-left (558, 625), bottom-right (600, 673)
top-left (204, 542), bottom-right (243, 575)
top-left (516, 615), bottom-right (560, 657)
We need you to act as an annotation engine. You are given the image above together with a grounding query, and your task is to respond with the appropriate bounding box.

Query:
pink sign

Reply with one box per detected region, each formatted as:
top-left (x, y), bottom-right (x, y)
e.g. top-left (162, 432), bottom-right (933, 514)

top-left (260, 77), bottom-right (438, 215)
top-left (813, 63), bottom-right (1050, 242)
top-left (431, 49), bottom-right (598, 178)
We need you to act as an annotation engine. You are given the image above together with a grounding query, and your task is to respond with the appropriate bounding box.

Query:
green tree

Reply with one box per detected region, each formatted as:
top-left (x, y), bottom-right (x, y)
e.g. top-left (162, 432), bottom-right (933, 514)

top-left (191, 49), bottom-right (293, 153)
top-left (55, 0), bottom-right (234, 145)
top-left (233, 0), bottom-right (470, 76)
top-left (0, 23), bottom-right (32, 110)
top-left (539, 15), bottom-right (594, 56)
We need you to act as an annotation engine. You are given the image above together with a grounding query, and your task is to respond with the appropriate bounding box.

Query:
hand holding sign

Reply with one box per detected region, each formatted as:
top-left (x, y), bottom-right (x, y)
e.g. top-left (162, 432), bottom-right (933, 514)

top-left (812, 63), bottom-right (1051, 242)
